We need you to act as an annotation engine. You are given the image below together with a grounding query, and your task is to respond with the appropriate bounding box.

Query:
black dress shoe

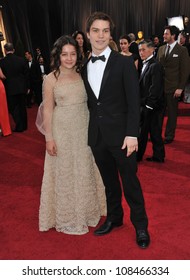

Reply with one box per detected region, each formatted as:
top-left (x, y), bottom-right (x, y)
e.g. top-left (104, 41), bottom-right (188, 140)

top-left (137, 156), bottom-right (142, 162)
top-left (94, 220), bottom-right (123, 236)
top-left (164, 139), bottom-right (173, 144)
top-left (136, 229), bottom-right (150, 249)
top-left (146, 156), bottom-right (164, 163)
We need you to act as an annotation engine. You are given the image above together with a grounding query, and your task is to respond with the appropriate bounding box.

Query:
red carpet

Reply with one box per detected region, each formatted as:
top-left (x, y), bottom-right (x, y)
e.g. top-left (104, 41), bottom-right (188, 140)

top-left (0, 103), bottom-right (190, 260)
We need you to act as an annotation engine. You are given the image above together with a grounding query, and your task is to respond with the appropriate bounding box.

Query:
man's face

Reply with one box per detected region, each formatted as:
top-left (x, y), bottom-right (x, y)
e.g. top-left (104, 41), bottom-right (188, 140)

top-left (25, 52), bottom-right (31, 61)
top-left (153, 37), bottom-right (159, 45)
top-left (163, 29), bottom-right (174, 44)
top-left (139, 44), bottom-right (153, 61)
top-left (87, 19), bottom-right (111, 55)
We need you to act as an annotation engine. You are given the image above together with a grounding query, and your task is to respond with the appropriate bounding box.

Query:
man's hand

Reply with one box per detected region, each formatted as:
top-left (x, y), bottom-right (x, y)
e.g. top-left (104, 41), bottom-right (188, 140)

top-left (121, 136), bottom-right (138, 157)
top-left (174, 89), bottom-right (183, 98)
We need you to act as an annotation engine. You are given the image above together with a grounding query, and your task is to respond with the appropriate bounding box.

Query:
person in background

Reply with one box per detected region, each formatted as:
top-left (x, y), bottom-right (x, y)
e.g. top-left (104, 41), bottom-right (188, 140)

top-left (36, 35), bottom-right (106, 235)
top-left (72, 30), bottom-right (91, 65)
top-left (109, 36), bottom-right (119, 51)
top-left (25, 51), bottom-right (42, 106)
top-left (119, 34), bottom-right (139, 69)
top-left (38, 56), bottom-right (49, 79)
top-left (152, 35), bottom-right (162, 57)
top-left (0, 43), bottom-right (28, 132)
top-left (37, 56), bottom-right (50, 105)
top-left (35, 47), bottom-right (44, 62)
top-left (137, 40), bottom-right (165, 163)
top-left (128, 33), bottom-right (139, 56)
top-left (157, 25), bottom-right (189, 144)
top-left (179, 31), bottom-right (190, 56)
top-left (82, 11), bottom-right (150, 248)
top-left (0, 76), bottom-right (12, 136)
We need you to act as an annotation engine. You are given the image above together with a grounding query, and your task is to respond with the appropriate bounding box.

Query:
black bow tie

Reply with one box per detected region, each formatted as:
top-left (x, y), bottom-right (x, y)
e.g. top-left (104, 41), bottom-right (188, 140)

top-left (91, 55), bottom-right (106, 63)
top-left (143, 58), bottom-right (151, 65)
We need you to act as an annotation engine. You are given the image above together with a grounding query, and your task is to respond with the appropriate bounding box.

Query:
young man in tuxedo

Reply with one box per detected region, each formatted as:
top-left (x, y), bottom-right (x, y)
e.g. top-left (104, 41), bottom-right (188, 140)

top-left (82, 12), bottom-right (150, 248)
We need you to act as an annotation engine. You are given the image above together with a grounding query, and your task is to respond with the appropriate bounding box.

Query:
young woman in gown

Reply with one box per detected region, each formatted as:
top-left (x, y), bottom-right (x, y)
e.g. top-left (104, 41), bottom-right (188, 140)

top-left (36, 35), bottom-right (106, 235)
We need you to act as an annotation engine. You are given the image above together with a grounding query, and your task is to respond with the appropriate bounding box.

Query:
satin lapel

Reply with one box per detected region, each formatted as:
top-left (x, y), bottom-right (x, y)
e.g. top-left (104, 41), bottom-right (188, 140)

top-left (139, 58), bottom-right (154, 82)
top-left (140, 61), bottom-right (150, 82)
top-left (99, 51), bottom-right (116, 96)
top-left (139, 64), bottom-right (148, 82)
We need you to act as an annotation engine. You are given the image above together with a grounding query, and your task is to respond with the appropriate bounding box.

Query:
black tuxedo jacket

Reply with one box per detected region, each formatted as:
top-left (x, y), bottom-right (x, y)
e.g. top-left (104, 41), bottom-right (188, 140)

top-left (82, 50), bottom-right (140, 147)
top-left (0, 53), bottom-right (29, 96)
top-left (129, 41), bottom-right (139, 56)
top-left (28, 59), bottom-right (42, 90)
top-left (139, 57), bottom-right (164, 110)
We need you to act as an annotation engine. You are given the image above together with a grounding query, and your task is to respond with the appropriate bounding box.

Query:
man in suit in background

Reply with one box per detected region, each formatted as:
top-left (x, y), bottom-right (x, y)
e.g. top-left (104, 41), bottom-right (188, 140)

top-left (25, 51), bottom-right (42, 107)
top-left (0, 43), bottom-right (29, 132)
top-left (82, 12), bottom-right (150, 248)
top-left (157, 25), bottom-right (189, 144)
top-left (137, 40), bottom-right (165, 163)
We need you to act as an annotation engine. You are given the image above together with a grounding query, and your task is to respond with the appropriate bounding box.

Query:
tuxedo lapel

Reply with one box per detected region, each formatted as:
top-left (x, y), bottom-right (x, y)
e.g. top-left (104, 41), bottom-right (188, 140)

top-left (139, 59), bottom-right (153, 82)
top-left (139, 63), bottom-right (149, 81)
top-left (99, 51), bottom-right (116, 97)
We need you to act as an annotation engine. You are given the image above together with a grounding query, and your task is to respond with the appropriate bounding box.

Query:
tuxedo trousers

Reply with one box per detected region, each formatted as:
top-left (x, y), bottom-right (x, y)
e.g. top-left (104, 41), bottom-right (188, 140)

top-left (138, 107), bottom-right (165, 160)
top-left (7, 94), bottom-right (27, 131)
top-left (91, 130), bottom-right (148, 230)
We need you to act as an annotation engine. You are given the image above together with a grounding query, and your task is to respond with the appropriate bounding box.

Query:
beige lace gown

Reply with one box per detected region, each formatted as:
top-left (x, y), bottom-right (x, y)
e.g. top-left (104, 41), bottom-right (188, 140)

top-left (38, 73), bottom-right (106, 235)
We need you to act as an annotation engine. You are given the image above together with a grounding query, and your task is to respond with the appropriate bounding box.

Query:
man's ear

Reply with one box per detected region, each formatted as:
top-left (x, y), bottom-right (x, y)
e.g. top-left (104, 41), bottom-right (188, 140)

top-left (87, 33), bottom-right (90, 40)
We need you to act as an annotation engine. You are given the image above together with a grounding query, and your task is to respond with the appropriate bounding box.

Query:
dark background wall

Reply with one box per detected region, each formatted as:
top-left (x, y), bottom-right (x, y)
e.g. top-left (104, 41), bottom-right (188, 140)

top-left (0, 0), bottom-right (190, 62)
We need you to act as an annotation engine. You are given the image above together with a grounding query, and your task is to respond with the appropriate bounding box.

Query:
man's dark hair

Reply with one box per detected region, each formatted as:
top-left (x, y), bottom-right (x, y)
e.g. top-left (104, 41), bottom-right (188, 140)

top-left (86, 11), bottom-right (115, 33)
top-left (4, 42), bottom-right (14, 52)
top-left (164, 25), bottom-right (180, 40)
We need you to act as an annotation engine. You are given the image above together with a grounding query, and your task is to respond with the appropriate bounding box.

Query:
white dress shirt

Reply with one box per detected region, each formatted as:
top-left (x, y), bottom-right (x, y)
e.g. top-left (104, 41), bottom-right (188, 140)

top-left (165, 41), bottom-right (177, 55)
top-left (87, 47), bottom-right (111, 99)
top-left (141, 54), bottom-right (154, 74)
top-left (141, 54), bottom-right (154, 110)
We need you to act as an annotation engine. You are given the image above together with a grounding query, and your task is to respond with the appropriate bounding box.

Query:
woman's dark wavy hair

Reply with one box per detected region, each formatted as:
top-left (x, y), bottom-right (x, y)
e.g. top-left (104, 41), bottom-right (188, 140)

top-left (50, 35), bottom-right (81, 79)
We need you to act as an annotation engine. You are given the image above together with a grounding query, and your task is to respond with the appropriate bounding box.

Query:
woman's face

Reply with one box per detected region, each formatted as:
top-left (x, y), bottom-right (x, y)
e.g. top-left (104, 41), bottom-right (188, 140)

top-left (60, 44), bottom-right (77, 70)
top-left (75, 34), bottom-right (84, 47)
top-left (119, 38), bottom-right (129, 53)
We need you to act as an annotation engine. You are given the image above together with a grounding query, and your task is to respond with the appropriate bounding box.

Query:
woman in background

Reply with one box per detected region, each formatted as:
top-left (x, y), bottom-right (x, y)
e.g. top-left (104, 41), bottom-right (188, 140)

top-left (119, 34), bottom-right (139, 69)
top-left (72, 30), bottom-right (91, 64)
top-left (0, 71), bottom-right (12, 136)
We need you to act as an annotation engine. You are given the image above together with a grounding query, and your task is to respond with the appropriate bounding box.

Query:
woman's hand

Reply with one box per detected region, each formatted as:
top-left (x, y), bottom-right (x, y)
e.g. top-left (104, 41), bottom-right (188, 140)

top-left (46, 140), bottom-right (57, 156)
